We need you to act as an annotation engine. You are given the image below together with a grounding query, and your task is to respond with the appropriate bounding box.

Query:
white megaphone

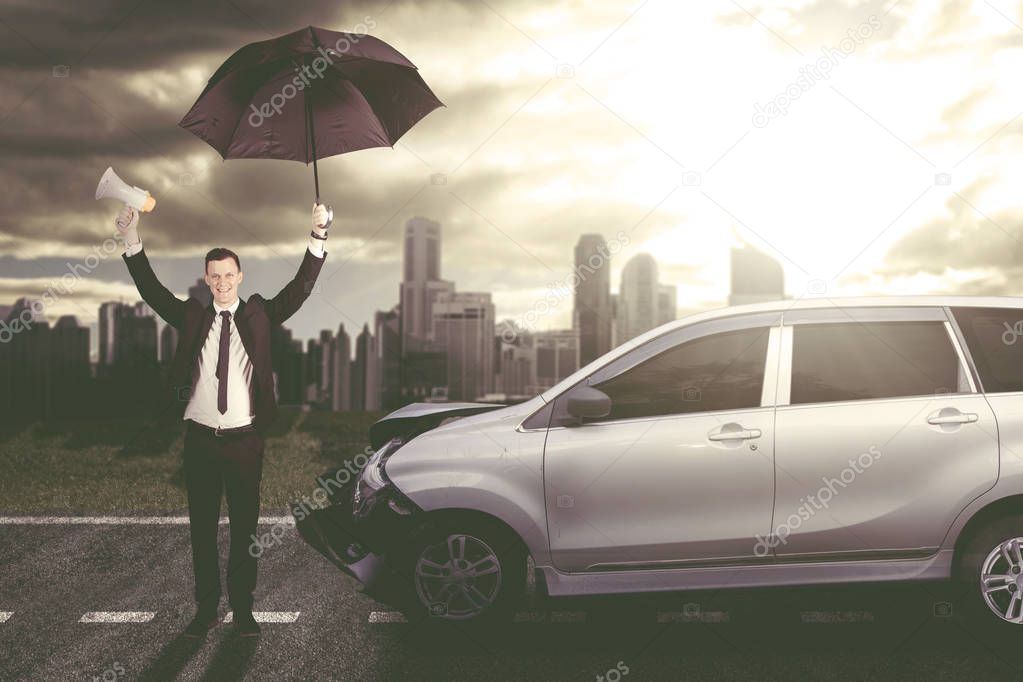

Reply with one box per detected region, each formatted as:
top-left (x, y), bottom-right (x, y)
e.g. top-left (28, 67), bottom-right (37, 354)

top-left (95, 166), bottom-right (156, 212)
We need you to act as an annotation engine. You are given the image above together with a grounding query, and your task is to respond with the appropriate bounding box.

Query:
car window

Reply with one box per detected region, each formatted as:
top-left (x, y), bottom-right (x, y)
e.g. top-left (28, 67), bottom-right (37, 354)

top-left (589, 327), bottom-right (770, 421)
top-left (790, 321), bottom-right (960, 405)
top-left (952, 307), bottom-right (1023, 393)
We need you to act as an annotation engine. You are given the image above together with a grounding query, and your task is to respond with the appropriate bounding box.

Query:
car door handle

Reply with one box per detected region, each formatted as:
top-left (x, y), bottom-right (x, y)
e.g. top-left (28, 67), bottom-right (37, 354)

top-left (927, 412), bottom-right (978, 425)
top-left (708, 428), bottom-right (762, 441)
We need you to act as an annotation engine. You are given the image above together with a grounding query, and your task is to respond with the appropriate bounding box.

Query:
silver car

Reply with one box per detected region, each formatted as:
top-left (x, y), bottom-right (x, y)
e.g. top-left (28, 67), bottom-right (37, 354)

top-left (293, 296), bottom-right (1023, 628)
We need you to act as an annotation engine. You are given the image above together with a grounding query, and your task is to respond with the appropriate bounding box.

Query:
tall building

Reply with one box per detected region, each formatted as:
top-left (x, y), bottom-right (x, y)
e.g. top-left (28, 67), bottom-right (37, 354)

top-left (159, 324), bottom-right (178, 364)
top-left (330, 324), bottom-right (351, 412)
top-left (351, 324), bottom-right (376, 411)
top-left (573, 234), bottom-right (612, 365)
top-left (432, 292), bottom-right (495, 402)
top-left (1, 299), bottom-right (51, 419)
top-left (399, 217), bottom-right (453, 353)
top-left (658, 284), bottom-right (677, 327)
top-left (0, 302), bottom-right (90, 420)
top-left (119, 308), bottom-right (158, 369)
top-left (51, 315), bottom-right (90, 416)
top-left (534, 329), bottom-right (579, 390)
top-left (188, 277), bottom-right (212, 308)
top-left (98, 301), bottom-right (121, 367)
top-left (270, 326), bottom-right (305, 405)
top-left (97, 301), bottom-right (158, 371)
top-left (616, 254), bottom-right (677, 344)
top-left (729, 243), bottom-right (785, 305)
top-left (375, 308), bottom-right (402, 410)
top-left (304, 328), bottom-right (336, 406)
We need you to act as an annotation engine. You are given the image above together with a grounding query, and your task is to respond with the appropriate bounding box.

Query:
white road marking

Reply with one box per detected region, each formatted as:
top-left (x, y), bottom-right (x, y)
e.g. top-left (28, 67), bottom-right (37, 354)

top-left (513, 611), bottom-right (547, 623)
top-left (368, 611), bottom-right (407, 623)
top-left (657, 610), bottom-right (731, 623)
top-left (550, 610), bottom-right (587, 623)
top-left (223, 611), bottom-right (300, 624)
top-left (0, 612), bottom-right (12, 622)
top-left (0, 516), bottom-right (294, 525)
top-left (800, 610), bottom-right (875, 623)
top-left (79, 612), bottom-right (155, 623)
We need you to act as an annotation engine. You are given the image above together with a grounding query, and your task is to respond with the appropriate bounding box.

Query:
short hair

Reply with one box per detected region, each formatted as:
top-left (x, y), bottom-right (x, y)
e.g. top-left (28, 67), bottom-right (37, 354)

top-left (205, 247), bottom-right (241, 271)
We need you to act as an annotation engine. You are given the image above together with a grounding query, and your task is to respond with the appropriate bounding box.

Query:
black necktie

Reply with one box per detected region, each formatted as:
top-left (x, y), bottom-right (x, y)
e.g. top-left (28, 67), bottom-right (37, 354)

top-left (216, 310), bottom-right (231, 414)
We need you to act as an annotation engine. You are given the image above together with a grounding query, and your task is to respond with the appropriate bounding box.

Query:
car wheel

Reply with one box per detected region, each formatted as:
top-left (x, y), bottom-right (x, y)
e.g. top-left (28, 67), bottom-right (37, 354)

top-left (957, 514), bottom-right (1023, 630)
top-left (401, 518), bottom-right (525, 623)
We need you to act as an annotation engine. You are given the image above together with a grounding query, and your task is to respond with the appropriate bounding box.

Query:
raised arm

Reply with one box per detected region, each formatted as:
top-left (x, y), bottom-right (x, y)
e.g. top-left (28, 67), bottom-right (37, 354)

top-left (116, 206), bottom-right (187, 328)
top-left (263, 203), bottom-right (330, 325)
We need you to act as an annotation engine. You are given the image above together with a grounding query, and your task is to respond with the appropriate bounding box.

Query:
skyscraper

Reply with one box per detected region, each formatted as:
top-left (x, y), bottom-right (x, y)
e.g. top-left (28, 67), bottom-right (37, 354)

top-left (432, 292), bottom-right (495, 402)
top-left (618, 253), bottom-right (659, 342)
top-left (330, 324), bottom-right (351, 412)
top-left (657, 284), bottom-right (677, 327)
top-left (98, 301), bottom-right (121, 367)
top-left (351, 324), bottom-right (374, 412)
top-left (188, 277), bottom-right (212, 309)
top-left (270, 326), bottom-right (305, 405)
top-left (51, 315), bottom-right (90, 416)
top-left (160, 324), bottom-right (178, 364)
top-left (399, 217), bottom-right (453, 353)
top-left (534, 329), bottom-right (579, 391)
top-left (729, 243), bottom-right (784, 306)
top-left (573, 234), bottom-right (612, 365)
top-left (617, 254), bottom-right (677, 344)
top-left (375, 307), bottom-right (402, 410)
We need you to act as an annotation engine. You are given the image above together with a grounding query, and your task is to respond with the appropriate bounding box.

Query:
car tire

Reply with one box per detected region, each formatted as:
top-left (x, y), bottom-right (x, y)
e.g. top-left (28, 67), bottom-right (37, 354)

top-left (956, 514), bottom-right (1023, 632)
top-left (398, 516), bottom-right (526, 624)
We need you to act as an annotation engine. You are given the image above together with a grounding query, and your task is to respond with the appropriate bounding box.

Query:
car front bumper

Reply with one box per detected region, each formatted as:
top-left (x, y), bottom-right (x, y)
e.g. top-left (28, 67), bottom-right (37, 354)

top-left (290, 468), bottom-right (419, 606)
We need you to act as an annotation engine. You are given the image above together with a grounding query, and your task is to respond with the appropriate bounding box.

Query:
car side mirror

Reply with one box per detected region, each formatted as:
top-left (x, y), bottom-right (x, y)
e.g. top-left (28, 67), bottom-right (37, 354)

top-left (565, 386), bottom-right (611, 423)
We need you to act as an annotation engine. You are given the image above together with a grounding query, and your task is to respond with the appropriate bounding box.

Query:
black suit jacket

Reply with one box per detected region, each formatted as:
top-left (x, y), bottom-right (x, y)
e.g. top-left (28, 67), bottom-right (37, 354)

top-left (123, 247), bottom-right (326, 433)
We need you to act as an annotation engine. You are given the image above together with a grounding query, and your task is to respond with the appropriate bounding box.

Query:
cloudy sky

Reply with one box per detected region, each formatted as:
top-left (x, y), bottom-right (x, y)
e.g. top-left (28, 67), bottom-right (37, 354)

top-left (2, 0), bottom-right (1023, 354)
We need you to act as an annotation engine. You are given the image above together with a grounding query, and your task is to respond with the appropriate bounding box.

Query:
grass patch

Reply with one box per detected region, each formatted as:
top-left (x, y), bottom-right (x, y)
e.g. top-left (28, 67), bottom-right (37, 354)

top-left (0, 408), bottom-right (385, 514)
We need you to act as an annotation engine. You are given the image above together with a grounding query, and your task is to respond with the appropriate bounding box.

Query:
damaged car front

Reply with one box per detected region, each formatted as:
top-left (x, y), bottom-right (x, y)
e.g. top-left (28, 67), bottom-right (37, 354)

top-left (290, 403), bottom-right (504, 608)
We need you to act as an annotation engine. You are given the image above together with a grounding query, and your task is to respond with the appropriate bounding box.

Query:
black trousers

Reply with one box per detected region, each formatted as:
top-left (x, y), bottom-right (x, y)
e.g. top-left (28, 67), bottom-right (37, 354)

top-left (182, 420), bottom-right (264, 615)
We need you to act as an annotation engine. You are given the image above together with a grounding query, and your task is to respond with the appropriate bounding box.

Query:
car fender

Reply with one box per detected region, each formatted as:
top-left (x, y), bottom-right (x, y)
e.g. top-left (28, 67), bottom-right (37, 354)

top-left (383, 406), bottom-right (552, 565)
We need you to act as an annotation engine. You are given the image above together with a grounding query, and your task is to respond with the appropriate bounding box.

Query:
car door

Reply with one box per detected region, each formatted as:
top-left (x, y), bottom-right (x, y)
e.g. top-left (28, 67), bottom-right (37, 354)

top-left (543, 312), bottom-right (782, 573)
top-left (771, 307), bottom-right (999, 561)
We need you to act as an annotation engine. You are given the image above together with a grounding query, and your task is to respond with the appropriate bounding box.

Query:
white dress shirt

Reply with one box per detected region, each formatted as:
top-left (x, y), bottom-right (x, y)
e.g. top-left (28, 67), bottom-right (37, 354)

top-left (183, 298), bottom-right (256, 429)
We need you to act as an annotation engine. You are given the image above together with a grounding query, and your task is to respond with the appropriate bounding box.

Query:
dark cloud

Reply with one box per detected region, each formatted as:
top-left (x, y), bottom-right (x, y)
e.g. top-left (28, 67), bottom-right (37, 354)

top-left (0, 0), bottom-right (373, 70)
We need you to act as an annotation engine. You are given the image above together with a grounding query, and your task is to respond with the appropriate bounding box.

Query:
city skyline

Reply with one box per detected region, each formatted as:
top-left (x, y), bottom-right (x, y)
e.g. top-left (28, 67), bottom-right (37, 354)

top-left (0, 219), bottom-right (784, 416)
top-left (4, 218), bottom-right (748, 363)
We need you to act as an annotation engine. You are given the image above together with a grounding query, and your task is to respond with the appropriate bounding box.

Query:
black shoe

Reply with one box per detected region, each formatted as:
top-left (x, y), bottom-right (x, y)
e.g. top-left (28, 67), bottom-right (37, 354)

top-left (233, 612), bottom-right (261, 637)
top-left (183, 610), bottom-right (220, 638)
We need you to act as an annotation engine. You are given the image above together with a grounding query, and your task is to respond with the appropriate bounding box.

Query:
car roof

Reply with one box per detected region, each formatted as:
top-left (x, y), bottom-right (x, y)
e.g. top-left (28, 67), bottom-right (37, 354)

top-left (538, 295), bottom-right (1023, 404)
top-left (709, 294), bottom-right (1023, 318)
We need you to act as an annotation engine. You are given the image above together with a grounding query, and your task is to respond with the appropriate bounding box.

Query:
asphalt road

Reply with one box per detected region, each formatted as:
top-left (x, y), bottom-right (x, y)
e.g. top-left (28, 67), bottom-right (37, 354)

top-left (0, 523), bottom-right (1019, 681)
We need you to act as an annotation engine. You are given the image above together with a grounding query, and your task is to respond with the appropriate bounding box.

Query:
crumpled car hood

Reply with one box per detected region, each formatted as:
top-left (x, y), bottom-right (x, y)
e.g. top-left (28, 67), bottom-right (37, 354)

top-left (368, 401), bottom-right (505, 449)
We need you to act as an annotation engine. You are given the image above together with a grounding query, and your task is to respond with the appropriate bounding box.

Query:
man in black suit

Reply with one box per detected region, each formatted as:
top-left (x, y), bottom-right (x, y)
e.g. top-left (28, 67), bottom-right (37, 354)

top-left (115, 202), bottom-right (330, 637)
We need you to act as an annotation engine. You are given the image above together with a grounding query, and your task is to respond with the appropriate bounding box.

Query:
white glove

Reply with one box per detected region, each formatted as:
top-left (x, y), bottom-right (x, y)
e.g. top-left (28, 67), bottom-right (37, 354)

top-left (312, 203), bottom-right (331, 231)
top-left (115, 205), bottom-right (139, 233)
top-left (115, 205), bottom-right (141, 250)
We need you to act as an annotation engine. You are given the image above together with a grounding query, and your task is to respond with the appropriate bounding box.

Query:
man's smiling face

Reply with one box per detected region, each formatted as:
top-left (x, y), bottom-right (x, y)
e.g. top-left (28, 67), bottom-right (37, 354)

top-left (205, 257), bottom-right (243, 307)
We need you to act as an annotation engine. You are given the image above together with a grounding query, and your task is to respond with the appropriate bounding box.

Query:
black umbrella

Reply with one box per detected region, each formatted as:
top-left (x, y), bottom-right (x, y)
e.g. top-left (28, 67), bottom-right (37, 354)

top-left (179, 25), bottom-right (442, 210)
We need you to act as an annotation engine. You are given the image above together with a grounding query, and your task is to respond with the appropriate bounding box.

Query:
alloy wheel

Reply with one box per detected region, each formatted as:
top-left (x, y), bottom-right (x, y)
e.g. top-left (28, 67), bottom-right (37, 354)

top-left (980, 536), bottom-right (1023, 624)
top-left (413, 533), bottom-right (503, 620)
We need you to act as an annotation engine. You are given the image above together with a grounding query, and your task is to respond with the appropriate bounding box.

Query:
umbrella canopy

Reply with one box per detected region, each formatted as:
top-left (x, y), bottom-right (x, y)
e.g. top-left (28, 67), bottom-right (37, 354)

top-left (179, 25), bottom-right (442, 197)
